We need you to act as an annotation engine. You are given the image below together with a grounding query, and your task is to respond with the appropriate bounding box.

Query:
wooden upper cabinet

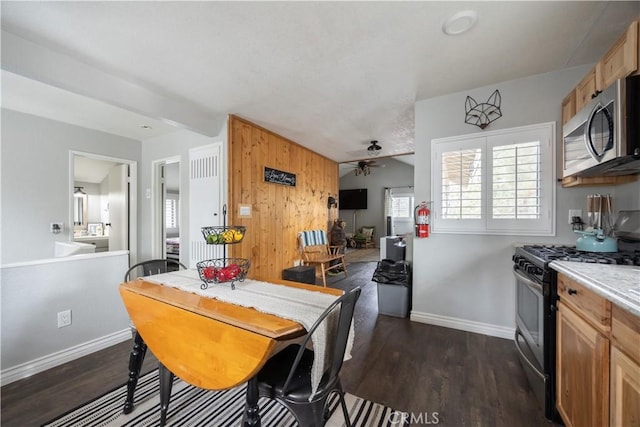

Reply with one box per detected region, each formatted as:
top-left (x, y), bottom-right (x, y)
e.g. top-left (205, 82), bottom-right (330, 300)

top-left (601, 20), bottom-right (639, 89)
top-left (561, 20), bottom-right (640, 187)
top-left (567, 20), bottom-right (639, 121)
top-left (575, 64), bottom-right (602, 113)
top-left (561, 91), bottom-right (576, 126)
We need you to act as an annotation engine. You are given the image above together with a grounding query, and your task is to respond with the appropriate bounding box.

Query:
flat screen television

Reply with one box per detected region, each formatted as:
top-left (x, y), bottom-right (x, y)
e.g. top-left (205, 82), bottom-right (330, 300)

top-left (339, 188), bottom-right (367, 210)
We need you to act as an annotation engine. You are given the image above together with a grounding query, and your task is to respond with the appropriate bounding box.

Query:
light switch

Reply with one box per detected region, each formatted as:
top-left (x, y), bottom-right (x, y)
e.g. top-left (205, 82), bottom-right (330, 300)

top-left (239, 204), bottom-right (251, 217)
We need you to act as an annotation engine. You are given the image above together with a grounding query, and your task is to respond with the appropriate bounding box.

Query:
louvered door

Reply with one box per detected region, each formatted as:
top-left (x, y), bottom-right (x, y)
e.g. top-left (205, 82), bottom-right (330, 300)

top-left (188, 143), bottom-right (223, 268)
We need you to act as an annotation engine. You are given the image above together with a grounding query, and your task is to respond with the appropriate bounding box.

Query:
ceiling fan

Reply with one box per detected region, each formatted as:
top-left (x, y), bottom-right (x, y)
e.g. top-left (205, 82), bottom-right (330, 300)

top-left (348, 159), bottom-right (383, 176)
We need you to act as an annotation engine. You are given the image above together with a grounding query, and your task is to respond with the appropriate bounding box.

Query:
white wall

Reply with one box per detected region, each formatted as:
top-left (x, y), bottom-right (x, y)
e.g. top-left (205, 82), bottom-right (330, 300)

top-left (1, 109), bottom-right (141, 264)
top-left (339, 158), bottom-right (414, 237)
top-left (1, 252), bottom-right (131, 382)
top-left (0, 110), bottom-right (144, 382)
top-left (412, 65), bottom-right (640, 337)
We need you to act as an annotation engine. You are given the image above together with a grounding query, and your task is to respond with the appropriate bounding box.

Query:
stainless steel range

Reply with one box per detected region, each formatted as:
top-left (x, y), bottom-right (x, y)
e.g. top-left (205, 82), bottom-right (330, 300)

top-left (512, 210), bottom-right (640, 421)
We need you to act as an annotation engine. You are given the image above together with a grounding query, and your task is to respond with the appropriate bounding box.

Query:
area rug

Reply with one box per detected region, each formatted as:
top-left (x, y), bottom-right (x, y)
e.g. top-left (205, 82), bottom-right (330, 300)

top-left (43, 369), bottom-right (407, 426)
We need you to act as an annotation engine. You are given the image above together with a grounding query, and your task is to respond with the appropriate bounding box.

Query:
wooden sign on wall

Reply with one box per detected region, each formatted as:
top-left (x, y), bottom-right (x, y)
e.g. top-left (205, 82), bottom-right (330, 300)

top-left (264, 167), bottom-right (296, 187)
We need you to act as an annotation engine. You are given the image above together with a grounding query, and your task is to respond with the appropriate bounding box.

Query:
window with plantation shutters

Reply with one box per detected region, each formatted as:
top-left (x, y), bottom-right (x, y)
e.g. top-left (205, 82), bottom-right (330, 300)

top-left (491, 141), bottom-right (540, 219)
top-left (441, 147), bottom-right (482, 219)
top-left (165, 192), bottom-right (179, 230)
top-left (432, 122), bottom-right (555, 236)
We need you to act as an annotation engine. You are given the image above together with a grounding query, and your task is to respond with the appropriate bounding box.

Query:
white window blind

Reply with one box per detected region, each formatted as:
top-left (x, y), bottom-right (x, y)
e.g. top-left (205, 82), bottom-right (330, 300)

top-left (165, 199), bottom-right (177, 228)
top-left (432, 122), bottom-right (555, 236)
top-left (441, 148), bottom-right (482, 219)
top-left (391, 195), bottom-right (413, 218)
top-left (491, 141), bottom-right (540, 219)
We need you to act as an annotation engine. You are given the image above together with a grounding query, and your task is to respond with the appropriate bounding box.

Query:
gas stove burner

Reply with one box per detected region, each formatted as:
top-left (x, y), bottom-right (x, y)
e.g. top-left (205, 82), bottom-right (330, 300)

top-left (521, 245), bottom-right (640, 266)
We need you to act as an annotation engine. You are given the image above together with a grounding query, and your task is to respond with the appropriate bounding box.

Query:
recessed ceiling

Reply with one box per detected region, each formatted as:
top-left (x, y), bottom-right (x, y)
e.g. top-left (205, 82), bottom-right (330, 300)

top-left (2, 1), bottom-right (639, 163)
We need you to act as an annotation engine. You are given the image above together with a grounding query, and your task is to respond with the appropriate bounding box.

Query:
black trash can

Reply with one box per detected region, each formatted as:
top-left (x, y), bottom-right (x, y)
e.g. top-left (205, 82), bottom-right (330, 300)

top-left (372, 259), bottom-right (411, 318)
top-left (385, 237), bottom-right (406, 262)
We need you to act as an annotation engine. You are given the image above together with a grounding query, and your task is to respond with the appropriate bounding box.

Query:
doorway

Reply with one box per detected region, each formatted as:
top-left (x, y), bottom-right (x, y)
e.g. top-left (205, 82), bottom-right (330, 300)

top-left (152, 157), bottom-right (181, 262)
top-left (71, 151), bottom-right (138, 264)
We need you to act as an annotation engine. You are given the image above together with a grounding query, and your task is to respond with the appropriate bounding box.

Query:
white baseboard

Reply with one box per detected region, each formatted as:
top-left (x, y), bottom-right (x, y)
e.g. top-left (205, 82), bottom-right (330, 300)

top-left (1, 329), bottom-right (132, 386)
top-left (410, 311), bottom-right (515, 340)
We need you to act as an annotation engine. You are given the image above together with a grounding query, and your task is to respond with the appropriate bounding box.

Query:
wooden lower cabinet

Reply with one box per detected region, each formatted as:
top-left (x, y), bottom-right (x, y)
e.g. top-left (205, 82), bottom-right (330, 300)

top-left (556, 272), bottom-right (640, 427)
top-left (610, 347), bottom-right (640, 427)
top-left (557, 301), bottom-right (610, 427)
top-left (610, 303), bottom-right (640, 427)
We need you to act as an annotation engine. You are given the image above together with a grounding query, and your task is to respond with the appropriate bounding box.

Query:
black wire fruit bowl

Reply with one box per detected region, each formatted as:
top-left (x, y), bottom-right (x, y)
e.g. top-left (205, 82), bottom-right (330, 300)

top-left (196, 258), bottom-right (251, 290)
top-left (201, 226), bottom-right (246, 244)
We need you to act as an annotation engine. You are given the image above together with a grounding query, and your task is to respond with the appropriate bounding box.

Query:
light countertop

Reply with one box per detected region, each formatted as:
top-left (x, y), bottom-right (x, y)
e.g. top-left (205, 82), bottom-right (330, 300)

top-left (550, 261), bottom-right (640, 318)
top-left (74, 235), bottom-right (108, 241)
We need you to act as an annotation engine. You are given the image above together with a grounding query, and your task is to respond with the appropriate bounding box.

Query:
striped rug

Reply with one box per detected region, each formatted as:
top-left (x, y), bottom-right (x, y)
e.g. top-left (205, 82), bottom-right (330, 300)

top-left (43, 370), bottom-right (408, 426)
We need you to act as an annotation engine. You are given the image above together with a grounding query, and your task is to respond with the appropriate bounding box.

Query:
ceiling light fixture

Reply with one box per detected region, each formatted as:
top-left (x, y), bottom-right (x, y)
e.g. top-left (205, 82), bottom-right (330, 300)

top-left (442, 10), bottom-right (478, 36)
top-left (367, 140), bottom-right (382, 157)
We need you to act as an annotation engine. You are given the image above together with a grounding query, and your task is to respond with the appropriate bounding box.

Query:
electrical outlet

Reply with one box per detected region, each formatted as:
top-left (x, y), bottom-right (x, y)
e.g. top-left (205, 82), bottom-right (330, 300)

top-left (568, 209), bottom-right (582, 224)
top-left (57, 310), bottom-right (72, 328)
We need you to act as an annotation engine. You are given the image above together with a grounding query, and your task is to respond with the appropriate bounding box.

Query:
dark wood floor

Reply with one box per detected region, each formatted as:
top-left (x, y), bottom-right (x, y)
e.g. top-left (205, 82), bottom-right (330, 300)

top-left (1, 262), bottom-right (554, 426)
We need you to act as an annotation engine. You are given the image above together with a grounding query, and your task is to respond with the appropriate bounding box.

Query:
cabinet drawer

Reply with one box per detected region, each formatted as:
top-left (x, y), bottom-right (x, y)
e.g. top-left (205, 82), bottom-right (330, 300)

top-left (557, 274), bottom-right (611, 333)
top-left (611, 304), bottom-right (640, 365)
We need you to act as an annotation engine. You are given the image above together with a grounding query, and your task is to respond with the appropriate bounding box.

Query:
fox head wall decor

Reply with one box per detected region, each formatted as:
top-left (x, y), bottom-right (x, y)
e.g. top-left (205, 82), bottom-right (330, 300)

top-left (464, 89), bottom-right (502, 129)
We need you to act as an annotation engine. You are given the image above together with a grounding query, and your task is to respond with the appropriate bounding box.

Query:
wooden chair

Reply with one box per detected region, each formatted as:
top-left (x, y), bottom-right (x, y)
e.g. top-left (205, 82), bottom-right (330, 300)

top-left (298, 230), bottom-right (347, 286)
top-left (122, 258), bottom-right (186, 414)
top-left (354, 226), bottom-right (375, 248)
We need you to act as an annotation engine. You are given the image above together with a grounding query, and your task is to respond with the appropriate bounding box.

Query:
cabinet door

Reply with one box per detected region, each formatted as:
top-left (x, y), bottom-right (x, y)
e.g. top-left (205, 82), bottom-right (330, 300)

top-left (610, 347), bottom-right (640, 427)
top-left (575, 65), bottom-right (601, 112)
top-left (562, 91), bottom-right (576, 126)
top-left (557, 302), bottom-right (610, 427)
top-left (601, 20), bottom-right (638, 89)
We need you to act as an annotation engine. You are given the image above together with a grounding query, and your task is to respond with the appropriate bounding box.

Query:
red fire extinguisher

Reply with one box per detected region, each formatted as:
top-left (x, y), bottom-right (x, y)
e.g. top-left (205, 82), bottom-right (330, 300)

top-left (415, 201), bottom-right (431, 238)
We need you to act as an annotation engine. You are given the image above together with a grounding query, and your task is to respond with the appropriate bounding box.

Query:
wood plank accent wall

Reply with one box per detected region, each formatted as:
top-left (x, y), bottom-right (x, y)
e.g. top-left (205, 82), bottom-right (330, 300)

top-left (227, 115), bottom-right (339, 282)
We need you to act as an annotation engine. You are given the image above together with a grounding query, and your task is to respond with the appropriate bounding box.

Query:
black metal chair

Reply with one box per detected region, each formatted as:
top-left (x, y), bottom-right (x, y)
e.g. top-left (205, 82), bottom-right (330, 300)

top-left (255, 286), bottom-right (361, 426)
top-left (122, 259), bottom-right (186, 414)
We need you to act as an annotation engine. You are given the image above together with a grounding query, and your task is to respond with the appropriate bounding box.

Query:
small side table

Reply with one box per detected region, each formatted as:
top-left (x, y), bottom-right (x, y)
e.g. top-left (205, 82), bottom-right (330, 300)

top-left (282, 265), bottom-right (316, 285)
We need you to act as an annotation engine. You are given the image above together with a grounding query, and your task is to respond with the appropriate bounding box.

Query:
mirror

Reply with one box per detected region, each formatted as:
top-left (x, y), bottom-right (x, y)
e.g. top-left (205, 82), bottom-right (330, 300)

top-left (73, 187), bottom-right (87, 228)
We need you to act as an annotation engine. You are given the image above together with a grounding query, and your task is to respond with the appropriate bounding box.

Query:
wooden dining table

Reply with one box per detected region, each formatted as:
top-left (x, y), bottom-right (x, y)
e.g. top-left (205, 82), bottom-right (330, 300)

top-left (119, 275), bottom-right (343, 426)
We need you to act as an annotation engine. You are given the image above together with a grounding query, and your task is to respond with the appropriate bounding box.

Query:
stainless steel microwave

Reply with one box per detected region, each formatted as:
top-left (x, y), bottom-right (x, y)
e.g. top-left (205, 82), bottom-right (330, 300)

top-left (562, 75), bottom-right (640, 178)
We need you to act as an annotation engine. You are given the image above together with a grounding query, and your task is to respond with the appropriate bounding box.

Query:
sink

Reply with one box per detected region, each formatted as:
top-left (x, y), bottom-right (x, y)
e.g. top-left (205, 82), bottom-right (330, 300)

top-left (54, 241), bottom-right (96, 257)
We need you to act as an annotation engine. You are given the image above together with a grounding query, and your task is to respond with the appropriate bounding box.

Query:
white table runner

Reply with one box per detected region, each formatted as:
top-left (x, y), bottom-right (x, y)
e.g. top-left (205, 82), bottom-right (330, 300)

top-left (141, 269), bottom-right (354, 398)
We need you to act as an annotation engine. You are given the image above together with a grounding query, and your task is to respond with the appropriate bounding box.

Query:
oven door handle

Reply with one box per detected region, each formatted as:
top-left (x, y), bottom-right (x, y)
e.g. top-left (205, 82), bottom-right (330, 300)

top-left (514, 328), bottom-right (546, 381)
top-left (513, 268), bottom-right (543, 294)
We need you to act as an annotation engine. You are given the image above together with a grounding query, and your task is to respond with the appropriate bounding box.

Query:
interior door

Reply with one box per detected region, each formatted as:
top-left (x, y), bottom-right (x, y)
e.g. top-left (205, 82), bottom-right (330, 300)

top-left (188, 143), bottom-right (222, 268)
top-left (108, 164), bottom-right (129, 251)
top-left (158, 163), bottom-right (167, 258)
